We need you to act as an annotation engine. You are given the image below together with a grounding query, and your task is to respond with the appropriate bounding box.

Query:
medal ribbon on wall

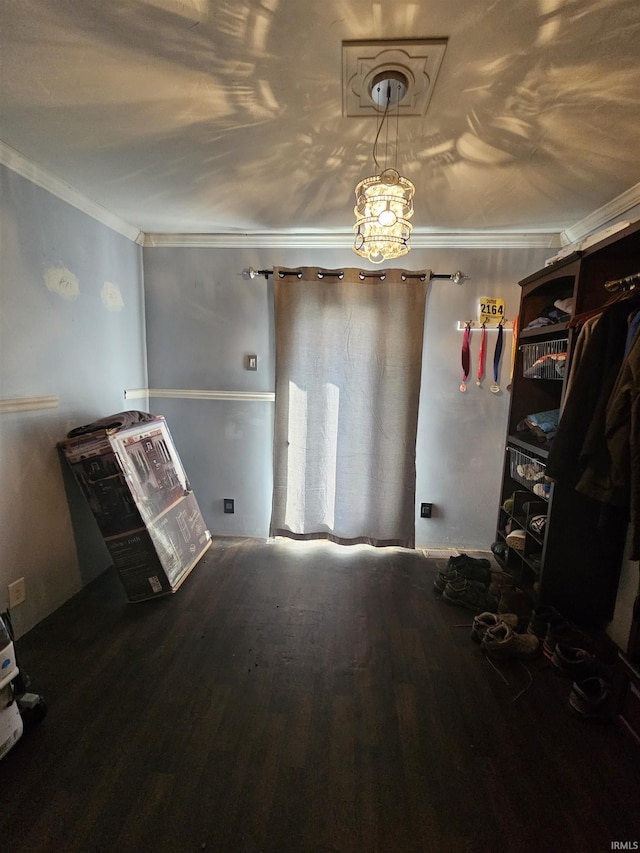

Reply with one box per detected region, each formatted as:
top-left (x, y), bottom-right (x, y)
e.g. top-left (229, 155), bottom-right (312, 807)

top-left (460, 322), bottom-right (471, 392)
top-left (476, 323), bottom-right (486, 386)
top-left (491, 321), bottom-right (504, 393)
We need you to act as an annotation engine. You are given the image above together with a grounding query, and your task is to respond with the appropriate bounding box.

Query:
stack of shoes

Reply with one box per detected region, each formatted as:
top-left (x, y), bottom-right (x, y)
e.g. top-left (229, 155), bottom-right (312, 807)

top-left (447, 553), bottom-right (491, 571)
top-left (471, 611), bottom-right (519, 644)
top-left (568, 677), bottom-right (614, 722)
top-left (442, 577), bottom-right (499, 613)
top-left (434, 553), bottom-right (496, 613)
top-left (481, 622), bottom-right (541, 660)
top-left (433, 553), bottom-right (492, 593)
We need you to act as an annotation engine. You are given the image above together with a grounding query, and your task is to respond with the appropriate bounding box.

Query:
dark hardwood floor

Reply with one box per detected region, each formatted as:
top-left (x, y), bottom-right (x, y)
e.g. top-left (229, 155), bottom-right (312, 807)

top-left (1, 537), bottom-right (638, 852)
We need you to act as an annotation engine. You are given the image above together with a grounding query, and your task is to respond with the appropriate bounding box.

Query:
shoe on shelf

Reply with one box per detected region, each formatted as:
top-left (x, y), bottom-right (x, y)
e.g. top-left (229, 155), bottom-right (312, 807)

top-left (568, 677), bottom-right (614, 722)
top-left (491, 541), bottom-right (508, 561)
top-left (442, 578), bottom-right (499, 613)
top-left (471, 611), bottom-right (519, 643)
top-left (481, 622), bottom-right (541, 660)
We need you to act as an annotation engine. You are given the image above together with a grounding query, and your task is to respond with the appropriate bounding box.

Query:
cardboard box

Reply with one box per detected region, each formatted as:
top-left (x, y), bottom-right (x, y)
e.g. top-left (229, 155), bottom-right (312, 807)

top-left (59, 414), bottom-right (211, 601)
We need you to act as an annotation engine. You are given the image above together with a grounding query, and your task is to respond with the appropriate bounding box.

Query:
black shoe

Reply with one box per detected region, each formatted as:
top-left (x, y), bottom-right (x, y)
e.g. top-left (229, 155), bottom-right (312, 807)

top-left (442, 578), bottom-right (498, 613)
top-left (527, 604), bottom-right (564, 639)
top-left (550, 644), bottom-right (611, 680)
top-left (445, 554), bottom-right (492, 584)
top-left (490, 541), bottom-right (507, 561)
top-left (569, 677), bottom-right (614, 722)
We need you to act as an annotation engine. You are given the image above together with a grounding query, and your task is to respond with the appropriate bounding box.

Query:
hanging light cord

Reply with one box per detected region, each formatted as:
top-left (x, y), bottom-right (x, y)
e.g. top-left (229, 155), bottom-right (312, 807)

top-left (372, 83), bottom-right (394, 173)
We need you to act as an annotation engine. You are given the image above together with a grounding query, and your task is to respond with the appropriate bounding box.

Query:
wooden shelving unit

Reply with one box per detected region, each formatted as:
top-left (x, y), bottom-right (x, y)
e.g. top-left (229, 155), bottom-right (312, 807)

top-left (495, 221), bottom-right (640, 624)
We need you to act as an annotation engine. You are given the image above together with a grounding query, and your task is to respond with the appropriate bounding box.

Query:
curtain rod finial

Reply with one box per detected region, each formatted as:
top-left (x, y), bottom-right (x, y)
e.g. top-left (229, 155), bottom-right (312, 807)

top-left (451, 270), bottom-right (470, 285)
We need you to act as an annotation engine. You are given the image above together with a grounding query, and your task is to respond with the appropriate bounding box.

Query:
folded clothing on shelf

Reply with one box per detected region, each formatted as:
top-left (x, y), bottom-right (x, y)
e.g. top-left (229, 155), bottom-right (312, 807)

top-left (516, 408), bottom-right (560, 444)
top-left (515, 461), bottom-right (546, 483)
top-left (523, 351), bottom-right (567, 379)
top-left (522, 298), bottom-right (573, 330)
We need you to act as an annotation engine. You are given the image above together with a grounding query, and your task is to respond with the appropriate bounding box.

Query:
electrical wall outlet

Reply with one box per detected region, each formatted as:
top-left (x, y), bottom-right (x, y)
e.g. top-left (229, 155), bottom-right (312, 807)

top-left (223, 498), bottom-right (235, 514)
top-left (8, 577), bottom-right (26, 608)
top-left (420, 502), bottom-right (433, 519)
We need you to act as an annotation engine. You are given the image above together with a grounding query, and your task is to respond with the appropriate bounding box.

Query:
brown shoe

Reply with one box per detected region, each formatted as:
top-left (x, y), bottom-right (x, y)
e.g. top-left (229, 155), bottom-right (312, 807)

top-left (498, 585), bottom-right (533, 624)
top-left (471, 611), bottom-right (519, 643)
top-left (481, 622), bottom-right (541, 660)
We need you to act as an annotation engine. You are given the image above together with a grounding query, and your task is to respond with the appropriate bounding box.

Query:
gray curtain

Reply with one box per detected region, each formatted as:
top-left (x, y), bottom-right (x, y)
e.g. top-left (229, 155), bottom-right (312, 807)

top-left (270, 266), bottom-right (429, 548)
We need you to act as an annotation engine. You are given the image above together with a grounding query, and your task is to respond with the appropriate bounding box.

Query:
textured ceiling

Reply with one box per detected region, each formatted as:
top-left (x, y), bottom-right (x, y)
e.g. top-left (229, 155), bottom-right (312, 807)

top-left (1, 0), bottom-right (639, 239)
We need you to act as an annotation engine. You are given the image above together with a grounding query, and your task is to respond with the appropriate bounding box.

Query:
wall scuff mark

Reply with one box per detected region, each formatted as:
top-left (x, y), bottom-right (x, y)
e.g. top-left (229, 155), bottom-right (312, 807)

top-left (101, 280), bottom-right (124, 311)
top-left (44, 266), bottom-right (79, 300)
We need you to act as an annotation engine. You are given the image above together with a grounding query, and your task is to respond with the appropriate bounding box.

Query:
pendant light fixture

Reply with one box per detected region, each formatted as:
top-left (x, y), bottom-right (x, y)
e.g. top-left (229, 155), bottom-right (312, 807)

top-left (353, 70), bottom-right (415, 264)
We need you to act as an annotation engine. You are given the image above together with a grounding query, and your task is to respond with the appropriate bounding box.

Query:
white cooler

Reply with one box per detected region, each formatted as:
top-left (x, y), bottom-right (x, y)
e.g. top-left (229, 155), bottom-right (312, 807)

top-left (0, 685), bottom-right (23, 761)
top-left (0, 616), bottom-right (22, 760)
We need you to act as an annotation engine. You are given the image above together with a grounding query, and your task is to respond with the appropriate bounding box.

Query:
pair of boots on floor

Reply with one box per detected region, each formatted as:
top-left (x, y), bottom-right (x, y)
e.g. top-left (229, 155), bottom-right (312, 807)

top-left (434, 553), bottom-right (537, 657)
top-left (434, 552), bottom-right (519, 614)
top-left (472, 608), bottom-right (615, 720)
top-left (435, 554), bottom-right (615, 720)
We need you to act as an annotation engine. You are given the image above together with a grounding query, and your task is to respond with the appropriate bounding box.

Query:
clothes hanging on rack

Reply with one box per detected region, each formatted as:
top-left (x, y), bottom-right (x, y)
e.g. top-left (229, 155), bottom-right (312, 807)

top-left (546, 300), bottom-right (629, 485)
top-left (569, 283), bottom-right (636, 328)
top-left (563, 314), bottom-right (600, 400)
top-left (603, 316), bottom-right (640, 560)
top-left (546, 291), bottom-right (640, 560)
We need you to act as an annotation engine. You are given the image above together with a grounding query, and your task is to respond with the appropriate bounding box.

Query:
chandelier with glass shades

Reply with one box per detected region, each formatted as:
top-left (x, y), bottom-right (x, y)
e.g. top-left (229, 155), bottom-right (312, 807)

top-left (353, 70), bottom-right (415, 264)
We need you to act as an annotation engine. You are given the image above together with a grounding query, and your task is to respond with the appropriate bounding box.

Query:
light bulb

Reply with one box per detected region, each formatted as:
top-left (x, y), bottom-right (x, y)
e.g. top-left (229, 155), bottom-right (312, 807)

top-left (378, 207), bottom-right (397, 227)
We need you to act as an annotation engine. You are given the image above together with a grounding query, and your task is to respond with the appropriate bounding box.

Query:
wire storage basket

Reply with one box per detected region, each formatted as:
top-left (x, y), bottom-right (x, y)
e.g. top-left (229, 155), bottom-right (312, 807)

top-left (508, 445), bottom-right (550, 499)
top-left (521, 338), bottom-right (568, 380)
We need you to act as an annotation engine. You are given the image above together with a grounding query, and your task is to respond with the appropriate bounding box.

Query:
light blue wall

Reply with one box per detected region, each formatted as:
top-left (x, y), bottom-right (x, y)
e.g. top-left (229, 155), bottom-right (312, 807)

top-left (1, 158), bottom-right (555, 637)
top-left (3, 161), bottom-right (635, 646)
top-left (0, 164), bottom-right (147, 636)
top-left (142, 243), bottom-right (553, 549)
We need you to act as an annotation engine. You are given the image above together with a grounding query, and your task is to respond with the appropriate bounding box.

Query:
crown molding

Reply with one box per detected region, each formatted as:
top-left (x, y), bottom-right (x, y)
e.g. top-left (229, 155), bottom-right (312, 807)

top-left (0, 140), bottom-right (143, 244)
top-left (3, 139), bottom-right (637, 252)
top-left (142, 230), bottom-right (562, 250)
top-left (560, 182), bottom-right (640, 246)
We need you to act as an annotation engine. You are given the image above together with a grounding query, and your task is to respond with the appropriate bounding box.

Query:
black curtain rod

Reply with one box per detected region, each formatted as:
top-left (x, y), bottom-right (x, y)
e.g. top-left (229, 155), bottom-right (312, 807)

top-left (604, 270), bottom-right (640, 292)
top-left (242, 268), bottom-right (469, 283)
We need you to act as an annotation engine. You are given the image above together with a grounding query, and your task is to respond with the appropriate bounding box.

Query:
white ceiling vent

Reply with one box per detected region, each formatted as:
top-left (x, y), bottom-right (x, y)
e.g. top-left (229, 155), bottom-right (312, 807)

top-left (342, 38), bottom-right (448, 118)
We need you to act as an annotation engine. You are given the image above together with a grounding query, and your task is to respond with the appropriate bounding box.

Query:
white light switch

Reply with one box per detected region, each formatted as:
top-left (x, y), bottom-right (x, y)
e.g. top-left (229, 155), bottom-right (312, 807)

top-left (246, 354), bottom-right (258, 371)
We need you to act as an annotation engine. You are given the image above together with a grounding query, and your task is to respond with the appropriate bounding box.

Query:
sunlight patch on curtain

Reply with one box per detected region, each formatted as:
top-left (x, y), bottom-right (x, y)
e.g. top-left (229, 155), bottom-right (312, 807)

top-left (285, 380), bottom-right (339, 533)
